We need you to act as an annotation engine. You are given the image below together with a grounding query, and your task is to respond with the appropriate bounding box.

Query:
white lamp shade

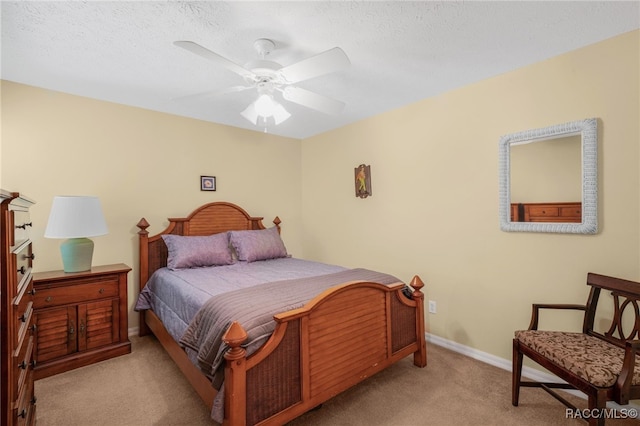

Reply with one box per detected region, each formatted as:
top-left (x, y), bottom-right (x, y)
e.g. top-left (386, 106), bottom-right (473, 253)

top-left (45, 196), bottom-right (108, 239)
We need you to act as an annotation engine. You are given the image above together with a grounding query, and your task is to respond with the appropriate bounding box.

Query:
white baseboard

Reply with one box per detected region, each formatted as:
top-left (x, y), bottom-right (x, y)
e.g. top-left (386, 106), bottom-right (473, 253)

top-left (426, 333), bottom-right (553, 383)
top-left (128, 326), bottom-right (139, 337)
top-left (426, 333), bottom-right (639, 415)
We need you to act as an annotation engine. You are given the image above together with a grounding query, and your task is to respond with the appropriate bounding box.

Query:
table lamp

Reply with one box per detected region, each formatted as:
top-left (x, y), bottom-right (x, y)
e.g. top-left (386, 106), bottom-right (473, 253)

top-left (44, 196), bottom-right (108, 272)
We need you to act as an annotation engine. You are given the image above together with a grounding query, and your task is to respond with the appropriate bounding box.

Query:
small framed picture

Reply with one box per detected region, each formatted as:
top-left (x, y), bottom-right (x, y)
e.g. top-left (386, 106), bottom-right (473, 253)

top-left (354, 164), bottom-right (372, 198)
top-left (200, 176), bottom-right (216, 191)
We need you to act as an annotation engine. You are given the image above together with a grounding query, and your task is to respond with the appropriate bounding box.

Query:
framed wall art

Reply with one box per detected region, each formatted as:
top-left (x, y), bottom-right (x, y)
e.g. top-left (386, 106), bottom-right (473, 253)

top-left (200, 176), bottom-right (216, 191)
top-left (354, 164), bottom-right (372, 198)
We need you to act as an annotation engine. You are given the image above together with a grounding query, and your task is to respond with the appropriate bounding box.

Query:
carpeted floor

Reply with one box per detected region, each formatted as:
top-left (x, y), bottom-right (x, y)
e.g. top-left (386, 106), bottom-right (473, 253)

top-left (35, 335), bottom-right (637, 425)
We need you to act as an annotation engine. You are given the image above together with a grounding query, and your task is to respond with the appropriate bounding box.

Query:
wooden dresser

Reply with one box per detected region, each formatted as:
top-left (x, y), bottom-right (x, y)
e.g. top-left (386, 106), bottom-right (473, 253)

top-left (32, 263), bottom-right (132, 379)
top-left (1, 190), bottom-right (37, 426)
top-left (510, 202), bottom-right (582, 223)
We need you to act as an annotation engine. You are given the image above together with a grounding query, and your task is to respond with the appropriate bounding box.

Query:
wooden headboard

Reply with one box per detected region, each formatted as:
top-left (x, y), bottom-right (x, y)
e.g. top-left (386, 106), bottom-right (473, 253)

top-left (136, 202), bottom-right (280, 291)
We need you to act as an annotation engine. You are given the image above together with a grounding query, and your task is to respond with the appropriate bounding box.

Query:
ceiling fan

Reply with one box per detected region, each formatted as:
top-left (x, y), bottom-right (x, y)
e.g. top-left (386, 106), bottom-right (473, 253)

top-left (173, 38), bottom-right (350, 127)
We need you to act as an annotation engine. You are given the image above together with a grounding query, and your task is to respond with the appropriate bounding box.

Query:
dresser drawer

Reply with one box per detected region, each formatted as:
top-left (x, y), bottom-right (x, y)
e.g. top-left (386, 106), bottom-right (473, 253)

top-left (15, 243), bottom-right (34, 291)
top-left (560, 205), bottom-right (581, 219)
top-left (12, 209), bottom-right (32, 248)
top-left (14, 364), bottom-right (35, 426)
top-left (528, 206), bottom-right (559, 218)
top-left (14, 335), bottom-right (34, 400)
top-left (14, 278), bottom-right (34, 347)
top-left (34, 279), bottom-right (119, 309)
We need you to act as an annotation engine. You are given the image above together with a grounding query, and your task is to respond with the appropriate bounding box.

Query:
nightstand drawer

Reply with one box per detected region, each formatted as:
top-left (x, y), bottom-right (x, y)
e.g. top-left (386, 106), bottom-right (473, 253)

top-left (34, 280), bottom-right (118, 309)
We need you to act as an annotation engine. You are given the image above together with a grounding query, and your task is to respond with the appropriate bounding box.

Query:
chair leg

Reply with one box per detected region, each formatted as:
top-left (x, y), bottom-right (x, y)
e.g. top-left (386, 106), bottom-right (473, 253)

top-left (587, 392), bottom-right (607, 426)
top-left (512, 339), bottom-right (523, 406)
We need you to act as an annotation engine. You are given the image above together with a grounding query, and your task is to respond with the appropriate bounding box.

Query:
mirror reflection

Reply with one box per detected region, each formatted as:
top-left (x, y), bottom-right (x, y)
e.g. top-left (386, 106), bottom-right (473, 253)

top-left (510, 135), bottom-right (581, 223)
top-left (498, 118), bottom-right (598, 234)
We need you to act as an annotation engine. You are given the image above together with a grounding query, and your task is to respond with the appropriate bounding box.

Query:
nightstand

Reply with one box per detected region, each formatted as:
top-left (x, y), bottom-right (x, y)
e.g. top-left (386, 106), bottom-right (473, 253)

top-left (32, 263), bottom-right (132, 379)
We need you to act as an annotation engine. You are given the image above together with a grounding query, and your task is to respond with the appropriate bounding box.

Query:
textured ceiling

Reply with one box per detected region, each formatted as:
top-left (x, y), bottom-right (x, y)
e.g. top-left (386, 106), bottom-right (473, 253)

top-left (2, 1), bottom-right (639, 139)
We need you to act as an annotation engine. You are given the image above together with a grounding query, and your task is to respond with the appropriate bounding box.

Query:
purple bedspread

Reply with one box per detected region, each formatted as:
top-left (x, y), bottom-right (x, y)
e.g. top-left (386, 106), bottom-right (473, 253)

top-left (135, 257), bottom-right (347, 343)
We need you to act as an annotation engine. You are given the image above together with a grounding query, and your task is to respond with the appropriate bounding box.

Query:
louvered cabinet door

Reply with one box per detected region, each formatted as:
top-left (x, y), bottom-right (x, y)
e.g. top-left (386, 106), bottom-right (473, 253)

top-left (36, 300), bottom-right (118, 359)
top-left (34, 306), bottom-right (77, 363)
top-left (32, 264), bottom-right (131, 379)
top-left (79, 299), bottom-right (119, 351)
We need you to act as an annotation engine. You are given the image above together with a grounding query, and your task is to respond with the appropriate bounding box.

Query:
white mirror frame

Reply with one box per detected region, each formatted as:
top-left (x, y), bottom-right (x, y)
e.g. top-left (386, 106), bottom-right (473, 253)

top-left (499, 118), bottom-right (598, 234)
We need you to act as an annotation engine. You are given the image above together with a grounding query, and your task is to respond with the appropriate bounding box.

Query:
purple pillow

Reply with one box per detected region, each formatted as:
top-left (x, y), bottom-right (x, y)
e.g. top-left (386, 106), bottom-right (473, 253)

top-left (229, 227), bottom-right (288, 263)
top-left (162, 233), bottom-right (233, 270)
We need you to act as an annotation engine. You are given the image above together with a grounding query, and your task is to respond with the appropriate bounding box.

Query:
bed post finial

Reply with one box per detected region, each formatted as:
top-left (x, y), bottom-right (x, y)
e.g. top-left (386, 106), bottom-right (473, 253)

top-left (273, 216), bottom-right (282, 233)
top-left (224, 322), bottom-right (248, 357)
top-left (137, 218), bottom-right (150, 236)
top-left (410, 275), bottom-right (424, 296)
top-left (410, 275), bottom-right (427, 368)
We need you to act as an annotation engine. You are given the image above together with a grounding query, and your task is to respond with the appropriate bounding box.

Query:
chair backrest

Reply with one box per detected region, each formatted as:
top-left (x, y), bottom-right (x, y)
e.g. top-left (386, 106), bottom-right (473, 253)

top-left (584, 272), bottom-right (640, 348)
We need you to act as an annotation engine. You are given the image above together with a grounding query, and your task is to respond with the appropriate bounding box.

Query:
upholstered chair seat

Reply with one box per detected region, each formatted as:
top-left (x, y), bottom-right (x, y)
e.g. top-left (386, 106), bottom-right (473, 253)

top-left (515, 330), bottom-right (640, 388)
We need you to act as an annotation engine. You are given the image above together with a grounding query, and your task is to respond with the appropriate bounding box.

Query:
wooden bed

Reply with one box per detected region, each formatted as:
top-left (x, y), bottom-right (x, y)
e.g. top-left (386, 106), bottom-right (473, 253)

top-left (136, 201), bottom-right (427, 425)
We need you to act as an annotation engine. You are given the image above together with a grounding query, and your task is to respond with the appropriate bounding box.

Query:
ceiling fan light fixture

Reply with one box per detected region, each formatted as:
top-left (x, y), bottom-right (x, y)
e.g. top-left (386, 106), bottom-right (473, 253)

top-left (272, 103), bottom-right (291, 125)
top-left (241, 94), bottom-right (290, 126)
top-left (254, 94), bottom-right (277, 116)
top-left (240, 102), bottom-right (259, 125)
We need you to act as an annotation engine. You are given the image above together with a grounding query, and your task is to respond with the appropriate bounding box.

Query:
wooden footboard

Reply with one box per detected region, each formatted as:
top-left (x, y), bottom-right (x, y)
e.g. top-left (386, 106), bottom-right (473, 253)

top-left (223, 278), bottom-right (426, 426)
top-left (136, 202), bottom-right (427, 425)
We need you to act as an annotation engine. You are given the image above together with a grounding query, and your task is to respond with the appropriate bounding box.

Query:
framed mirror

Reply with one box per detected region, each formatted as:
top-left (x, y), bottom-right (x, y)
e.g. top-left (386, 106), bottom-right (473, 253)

top-left (499, 118), bottom-right (598, 234)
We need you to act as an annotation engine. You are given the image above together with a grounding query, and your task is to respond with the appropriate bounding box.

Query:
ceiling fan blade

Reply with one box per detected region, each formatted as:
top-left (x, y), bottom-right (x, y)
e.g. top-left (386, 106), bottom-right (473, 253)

top-left (282, 86), bottom-right (345, 115)
top-left (171, 85), bottom-right (253, 102)
top-left (174, 41), bottom-right (256, 80)
top-left (279, 47), bottom-right (350, 84)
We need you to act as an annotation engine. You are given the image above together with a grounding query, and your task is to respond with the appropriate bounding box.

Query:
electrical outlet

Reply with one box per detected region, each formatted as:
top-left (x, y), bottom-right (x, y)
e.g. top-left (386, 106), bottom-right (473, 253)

top-left (428, 300), bottom-right (437, 314)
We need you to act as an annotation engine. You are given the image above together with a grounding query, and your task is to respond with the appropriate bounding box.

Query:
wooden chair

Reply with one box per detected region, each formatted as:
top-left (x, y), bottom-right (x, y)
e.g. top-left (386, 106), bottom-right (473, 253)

top-left (512, 273), bottom-right (640, 425)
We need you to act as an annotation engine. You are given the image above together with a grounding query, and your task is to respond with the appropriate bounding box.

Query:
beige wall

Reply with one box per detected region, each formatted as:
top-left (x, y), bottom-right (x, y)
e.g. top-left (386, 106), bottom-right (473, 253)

top-left (1, 30), bottom-right (638, 366)
top-left (1, 82), bottom-right (303, 325)
top-left (300, 30), bottom-right (639, 361)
